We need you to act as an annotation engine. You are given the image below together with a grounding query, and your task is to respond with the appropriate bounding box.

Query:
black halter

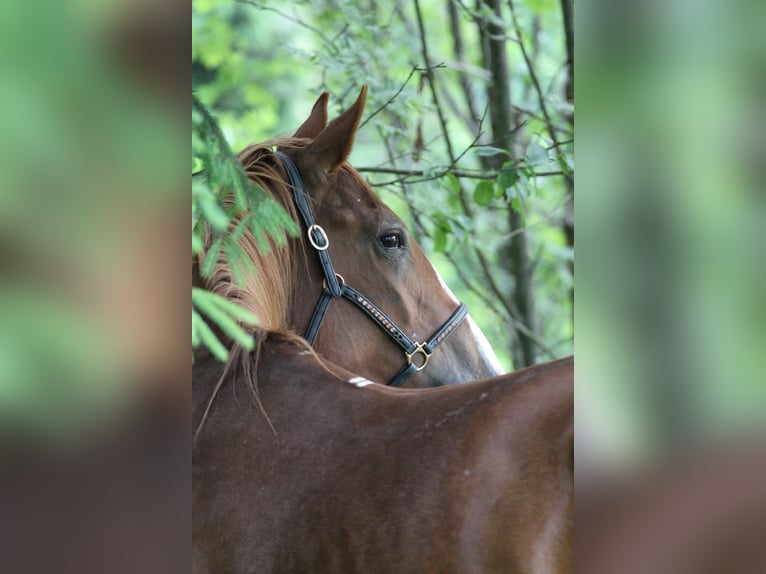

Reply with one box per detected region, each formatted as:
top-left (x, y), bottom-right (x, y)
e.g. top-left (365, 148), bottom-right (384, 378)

top-left (275, 151), bottom-right (469, 388)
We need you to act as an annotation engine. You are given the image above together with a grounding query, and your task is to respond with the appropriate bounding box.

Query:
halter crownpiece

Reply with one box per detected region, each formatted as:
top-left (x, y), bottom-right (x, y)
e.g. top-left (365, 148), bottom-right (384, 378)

top-left (274, 151), bottom-right (469, 387)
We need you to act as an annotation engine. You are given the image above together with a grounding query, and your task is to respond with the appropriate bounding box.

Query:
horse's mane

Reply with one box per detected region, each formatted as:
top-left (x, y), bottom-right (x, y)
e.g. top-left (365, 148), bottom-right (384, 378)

top-left (198, 137), bottom-right (310, 336)
top-left (194, 137), bottom-right (332, 440)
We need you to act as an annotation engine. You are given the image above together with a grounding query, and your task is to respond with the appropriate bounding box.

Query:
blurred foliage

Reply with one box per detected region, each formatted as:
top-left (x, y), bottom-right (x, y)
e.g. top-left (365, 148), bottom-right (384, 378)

top-left (577, 0), bottom-right (766, 464)
top-left (192, 0), bottom-right (574, 371)
top-left (0, 0), bottom-right (184, 438)
top-left (576, 2), bottom-right (766, 571)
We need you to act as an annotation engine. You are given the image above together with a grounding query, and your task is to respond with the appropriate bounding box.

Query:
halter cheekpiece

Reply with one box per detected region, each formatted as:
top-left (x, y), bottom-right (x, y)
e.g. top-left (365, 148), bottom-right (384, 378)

top-left (275, 151), bottom-right (469, 387)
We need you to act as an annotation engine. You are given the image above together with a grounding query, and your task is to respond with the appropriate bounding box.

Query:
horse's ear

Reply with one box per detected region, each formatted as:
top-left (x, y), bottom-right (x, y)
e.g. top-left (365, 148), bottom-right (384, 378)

top-left (293, 91), bottom-right (329, 139)
top-left (305, 85), bottom-right (367, 173)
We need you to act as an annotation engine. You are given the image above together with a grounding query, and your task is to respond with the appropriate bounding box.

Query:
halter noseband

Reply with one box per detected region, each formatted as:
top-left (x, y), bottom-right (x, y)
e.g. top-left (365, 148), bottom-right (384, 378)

top-left (275, 151), bottom-right (469, 388)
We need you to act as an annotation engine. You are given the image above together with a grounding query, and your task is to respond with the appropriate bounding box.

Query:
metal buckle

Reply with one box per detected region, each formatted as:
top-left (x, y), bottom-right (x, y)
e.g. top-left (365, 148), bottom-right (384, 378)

top-left (405, 344), bottom-right (432, 372)
top-left (322, 273), bottom-right (345, 290)
top-left (307, 224), bottom-right (330, 251)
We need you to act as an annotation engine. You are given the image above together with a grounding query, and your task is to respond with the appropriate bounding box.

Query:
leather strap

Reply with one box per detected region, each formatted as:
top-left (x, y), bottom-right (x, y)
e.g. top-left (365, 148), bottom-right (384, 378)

top-left (342, 285), bottom-right (468, 387)
top-left (304, 290), bottom-right (333, 345)
top-left (423, 302), bottom-right (469, 354)
top-left (341, 285), bottom-right (418, 354)
top-left (387, 363), bottom-right (419, 388)
top-left (275, 151), bottom-right (341, 298)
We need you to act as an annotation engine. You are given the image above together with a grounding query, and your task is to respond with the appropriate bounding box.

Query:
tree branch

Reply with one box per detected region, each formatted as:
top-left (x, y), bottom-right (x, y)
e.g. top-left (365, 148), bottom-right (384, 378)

top-left (447, 0), bottom-right (481, 131)
top-left (357, 165), bottom-right (569, 182)
top-left (359, 64), bottom-right (445, 130)
top-left (413, 0), bottom-right (458, 164)
top-left (507, 0), bottom-right (572, 187)
top-left (236, 1), bottom-right (339, 56)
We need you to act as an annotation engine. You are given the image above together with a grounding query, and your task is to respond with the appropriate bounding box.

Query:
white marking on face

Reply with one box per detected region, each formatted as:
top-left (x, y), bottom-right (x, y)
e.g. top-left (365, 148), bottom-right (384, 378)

top-left (428, 261), bottom-right (505, 375)
top-left (466, 316), bottom-right (505, 375)
top-left (348, 376), bottom-right (375, 388)
top-left (428, 261), bottom-right (459, 305)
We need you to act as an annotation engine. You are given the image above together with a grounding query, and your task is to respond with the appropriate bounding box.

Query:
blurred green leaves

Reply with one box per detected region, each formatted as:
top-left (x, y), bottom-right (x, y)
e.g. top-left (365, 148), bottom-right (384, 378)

top-left (473, 180), bottom-right (495, 207)
top-left (0, 284), bottom-right (123, 440)
top-left (497, 163), bottom-right (520, 191)
top-left (192, 288), bottom-right (258, 361)
top-left (577, 0), bottom-right (766, 463)
top-left (0, 0), bottom-right (185, 438)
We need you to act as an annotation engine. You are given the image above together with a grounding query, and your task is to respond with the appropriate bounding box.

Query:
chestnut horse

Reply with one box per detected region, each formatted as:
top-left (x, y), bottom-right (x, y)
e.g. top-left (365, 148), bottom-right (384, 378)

top-left (192, 333), bottom-right (573, 574)
top-left (195, 86), bottom-right (502, 388)
top-left (194, 86), bottom-right (573, 572)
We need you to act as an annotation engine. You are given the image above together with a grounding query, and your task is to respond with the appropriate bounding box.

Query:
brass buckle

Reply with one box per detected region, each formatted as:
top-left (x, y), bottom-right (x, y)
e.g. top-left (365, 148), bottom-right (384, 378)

top-left (322, 273), bottom-right (345, 290)
top-left (405, 344), bottom-right (432, 372)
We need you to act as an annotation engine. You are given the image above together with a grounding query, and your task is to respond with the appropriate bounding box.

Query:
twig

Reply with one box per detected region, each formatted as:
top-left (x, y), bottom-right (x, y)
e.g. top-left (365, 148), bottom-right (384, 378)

top-left (507, 0), bottom-right (572, 187)
top-left (468, 243), bottom-right (557, 359)
top-left (447, 0), bottom-right (481, 131)
top-left (236, 1), bottom-right (339, 56)
top-left (374, 125), bottom-right (428, 247)
top-left (359, 64), bottom-right (445, 129)
top-left (412, 0), bottom-right (458, 166)
top-left (357, 165), bottom-right (570, 184)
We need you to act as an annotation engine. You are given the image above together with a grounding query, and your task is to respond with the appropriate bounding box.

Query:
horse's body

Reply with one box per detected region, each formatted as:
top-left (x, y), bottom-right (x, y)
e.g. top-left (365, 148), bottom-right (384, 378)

top-left (193, 334), bottom-right (573, 574)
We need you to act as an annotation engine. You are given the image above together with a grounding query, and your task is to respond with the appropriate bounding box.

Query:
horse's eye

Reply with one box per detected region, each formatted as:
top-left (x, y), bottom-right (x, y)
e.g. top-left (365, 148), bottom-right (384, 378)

top-left (379, 232), bottom-right (403, 249)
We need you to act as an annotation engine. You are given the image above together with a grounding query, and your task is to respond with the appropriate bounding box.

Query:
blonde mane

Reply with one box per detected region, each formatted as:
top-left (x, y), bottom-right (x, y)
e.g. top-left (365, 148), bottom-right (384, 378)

top-left (198, 137), bottom-right (311, 333)
top-left (194, 137), bottom-right (323, 441)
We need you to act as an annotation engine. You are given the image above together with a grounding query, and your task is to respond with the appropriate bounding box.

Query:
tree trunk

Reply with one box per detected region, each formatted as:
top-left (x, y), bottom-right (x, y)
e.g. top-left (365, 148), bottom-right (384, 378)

top-left (479, 0), bottom-right (537, 367)
top-left (561, 0), bottom-right (574, 317)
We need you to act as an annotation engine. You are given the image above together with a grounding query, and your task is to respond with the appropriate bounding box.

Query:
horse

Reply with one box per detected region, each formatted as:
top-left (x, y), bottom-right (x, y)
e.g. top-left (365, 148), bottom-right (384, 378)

top-left (192, 332), bottom-right (573, 574)
top-left (194, 85), bottom-right (503, 388)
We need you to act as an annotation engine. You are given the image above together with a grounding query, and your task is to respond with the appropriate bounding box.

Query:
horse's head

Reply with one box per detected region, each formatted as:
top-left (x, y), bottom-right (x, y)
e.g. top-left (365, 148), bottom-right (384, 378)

top-left (269, 86), bottom-right (503, 387)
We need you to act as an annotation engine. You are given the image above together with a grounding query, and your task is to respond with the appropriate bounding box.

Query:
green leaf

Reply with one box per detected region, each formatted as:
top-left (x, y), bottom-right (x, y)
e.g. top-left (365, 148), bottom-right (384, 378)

top-left (497, 162), bottom-right (519, 191)
top-left (192, 231), bottom-right (204, 255)
top-left (473, 180), bottom-right (495, 207)
top-left (433, 226), bottom-right (448, 253)
top-left (473, 146), bottom-right (511, 158)
top-left (200, 238), bottom-right (222, 278)
top-left (192, 290), bottom-right (255, 350)
top-left (557, 153), bottom-right (573, 177)
top-left (442, 173), bottom-right (461, 196)
top-left (191, 316), bottom-right (200, 348)
top-left (224, 240), bottom-right (246, 287)
top-left (510, 197), bottom-right (527, 226)
top-left (196, 190), bottom-right (229, 232)
top-left (525, 142), bottom-right (550, 166)
top-left (192, 310), bottom-right (229, 361)
top-left (193, 288), bottom-right (258, 325)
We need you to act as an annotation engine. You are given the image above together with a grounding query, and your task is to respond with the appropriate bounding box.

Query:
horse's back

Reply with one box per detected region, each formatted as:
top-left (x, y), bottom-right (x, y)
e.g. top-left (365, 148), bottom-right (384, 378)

top-left (192, 343), bottom-right (573, 573)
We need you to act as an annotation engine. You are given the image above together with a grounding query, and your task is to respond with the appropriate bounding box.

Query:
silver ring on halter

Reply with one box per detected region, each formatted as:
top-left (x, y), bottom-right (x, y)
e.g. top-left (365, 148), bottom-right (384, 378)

top-left (307, 224), bottom-right (330, 251)
top-left (405, 344), bottom-right (432, 371)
